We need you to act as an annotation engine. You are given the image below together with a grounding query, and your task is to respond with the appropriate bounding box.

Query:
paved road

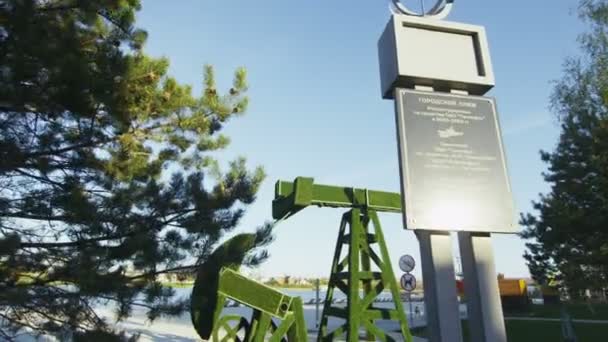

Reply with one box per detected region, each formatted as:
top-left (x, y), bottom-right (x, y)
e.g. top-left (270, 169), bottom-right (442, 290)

top-left (505, 316), bottom-right (608, 324)
top-left (306, 330), bottom-right (427, 342)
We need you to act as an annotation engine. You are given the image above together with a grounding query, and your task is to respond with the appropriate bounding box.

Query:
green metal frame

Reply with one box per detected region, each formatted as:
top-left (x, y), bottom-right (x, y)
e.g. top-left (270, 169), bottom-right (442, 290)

top-left (190, 176), bottom-right (412, 341)
top-left (209, 268), bottom-right (308, 342)
top-left (273, 177), bottom-right (413, 342)
top-left (273, 177), bottom-right (402, 220)
top-left (190, 231), bottom-right (307, 342)
top-left (317, 208), bottom-right (412, 342)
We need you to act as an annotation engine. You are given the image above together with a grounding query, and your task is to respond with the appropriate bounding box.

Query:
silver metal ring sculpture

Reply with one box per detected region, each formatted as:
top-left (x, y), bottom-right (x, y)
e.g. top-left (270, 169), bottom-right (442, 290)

top-left (391, 0), bottom-right (454, 20)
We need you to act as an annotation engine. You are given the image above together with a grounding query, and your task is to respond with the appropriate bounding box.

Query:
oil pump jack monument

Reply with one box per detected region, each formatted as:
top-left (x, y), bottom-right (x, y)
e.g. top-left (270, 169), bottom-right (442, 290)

top-left (189, 1), bottom-right (516, 341)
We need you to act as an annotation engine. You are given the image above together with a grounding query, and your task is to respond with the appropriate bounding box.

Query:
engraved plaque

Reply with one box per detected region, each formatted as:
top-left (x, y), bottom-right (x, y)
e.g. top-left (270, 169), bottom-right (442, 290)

top-left (395, 89), bottom-right (515, 233)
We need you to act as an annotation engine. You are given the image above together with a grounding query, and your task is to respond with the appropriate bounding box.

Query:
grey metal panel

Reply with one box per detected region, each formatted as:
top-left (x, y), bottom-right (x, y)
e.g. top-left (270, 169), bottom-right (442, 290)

top-left (399, 26), bottom-right (480, 83)
top-left (379, 17), bottom-right (399, 98)
top-left (378, 15), bottom-right (495, 98)
top-left (394, 88), bottom-right (516, 233)
top-left (458, 232), bottom-right (507, 342)
top-left (418, 231), bottom-right (463, 342)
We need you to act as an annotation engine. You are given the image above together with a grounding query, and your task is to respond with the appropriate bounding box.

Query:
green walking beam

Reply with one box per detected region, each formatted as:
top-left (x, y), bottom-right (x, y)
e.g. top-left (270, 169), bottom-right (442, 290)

top-left (191, 234), bottom-right (307, 342)
top-left (210, 268), bottom-right (307, 342)
top-left (273, 177), bottom-right (413, 342)
top-left (273, 177), bottom-right (402, 220)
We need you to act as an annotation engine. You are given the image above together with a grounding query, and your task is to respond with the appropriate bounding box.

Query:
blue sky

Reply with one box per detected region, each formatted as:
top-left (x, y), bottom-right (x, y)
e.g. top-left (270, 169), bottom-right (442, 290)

top-left (136, 1), bottom-right (585, 279)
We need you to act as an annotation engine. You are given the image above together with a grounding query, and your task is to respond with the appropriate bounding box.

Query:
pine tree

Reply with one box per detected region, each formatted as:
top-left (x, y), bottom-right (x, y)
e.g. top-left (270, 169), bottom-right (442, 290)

top-left (0, 1), bottom-right (272, 339)
top-left (521, 0), bottom-right (608, 297)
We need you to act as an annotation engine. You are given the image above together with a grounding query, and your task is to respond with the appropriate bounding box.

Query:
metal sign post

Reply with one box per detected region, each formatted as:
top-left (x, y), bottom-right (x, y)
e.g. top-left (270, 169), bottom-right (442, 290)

top-left (458, 232), bottom-right (507, 342)
top-left (400, 255), bottom-right (418, 328)
top-left (417, 231), bottom-right (463, 342)
top-left (379, 1), bottom-right (515, 342)
top-left (315, 278), bottom-right (320, 328)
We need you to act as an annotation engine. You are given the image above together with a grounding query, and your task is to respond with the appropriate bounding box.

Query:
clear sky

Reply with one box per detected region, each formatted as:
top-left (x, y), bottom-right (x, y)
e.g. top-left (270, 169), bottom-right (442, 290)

top-left (136, 1), bottom-right (585, 280)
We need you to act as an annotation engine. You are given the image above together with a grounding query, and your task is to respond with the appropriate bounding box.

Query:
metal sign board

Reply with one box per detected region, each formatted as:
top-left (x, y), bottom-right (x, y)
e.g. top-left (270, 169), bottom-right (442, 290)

top-left (401, 273), bottom-right (417, 292)
top-left (394, 89), bottom-right (515, 233)
top-left (399, 254), bottom-right (416, 273)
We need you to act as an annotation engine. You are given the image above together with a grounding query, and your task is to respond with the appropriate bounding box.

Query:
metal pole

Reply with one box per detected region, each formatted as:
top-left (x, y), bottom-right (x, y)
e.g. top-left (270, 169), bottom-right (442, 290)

top-left (458, 232), bottom-right (507, 342)
top-left (418, 230), bottom-right (463, 342)
top-left (408, 293), bottom-right (413, 326)
top-left (315, 278), bottom-right (320, 328)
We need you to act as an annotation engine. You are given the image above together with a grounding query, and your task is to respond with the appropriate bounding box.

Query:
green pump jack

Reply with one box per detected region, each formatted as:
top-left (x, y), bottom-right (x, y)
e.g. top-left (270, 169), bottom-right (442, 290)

top-left (190, 177), bottom-right (413, 342)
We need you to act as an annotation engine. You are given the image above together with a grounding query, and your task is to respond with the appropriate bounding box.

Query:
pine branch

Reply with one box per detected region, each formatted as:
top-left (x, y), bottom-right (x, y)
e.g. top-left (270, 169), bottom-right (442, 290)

top-left (12, 169), bottom-right (65, 188)
top-left (127, 264), bottom-right (198, 280)
top-left (0, 212), bottom-right (70, 222)
top-left (96, 10), bottom-right (131, 36)
top-left (18, 232), bottom-right (138, 248)
top-left (96, 294), bottom-right (156, 311)
top-left (36, 1), bottom-right (80, 12)
top-left (22, 140), bottom-right (105, 158)
top-left (0, 312), bottom-right (39, 341)
top-left (0, 327), bottom-right (17, 342)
